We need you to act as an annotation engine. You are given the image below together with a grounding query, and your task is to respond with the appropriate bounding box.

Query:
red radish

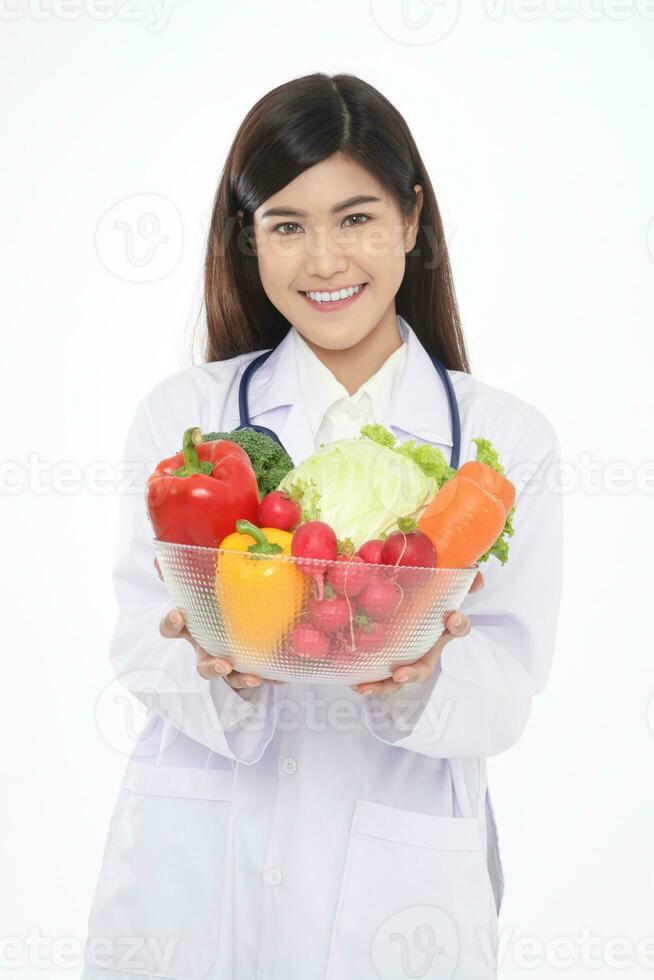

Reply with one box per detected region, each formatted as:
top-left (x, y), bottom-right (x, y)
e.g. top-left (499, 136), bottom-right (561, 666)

top-left (326, 554), bottom-right (370, 597)
top-left (358, 539), bottom-right (385, 565)
top-left (258, 491), bottom-right (301, 531)
top-left (381, 528), bottom-right (436, 567)
top-left (289, 623), bottom-right (331, 660)
top-left (292, 520), bottom-right (338, 559)
top-left (381, 529), bottom-right (437, 588)
top-left (357, 577), bottom-right (403, 621)
top-left (353, 619), bottom-right (391, 652)
top-left (291, 521), bottom-right (338, 600)
top-left (308, 591), bottom-right (352, 633)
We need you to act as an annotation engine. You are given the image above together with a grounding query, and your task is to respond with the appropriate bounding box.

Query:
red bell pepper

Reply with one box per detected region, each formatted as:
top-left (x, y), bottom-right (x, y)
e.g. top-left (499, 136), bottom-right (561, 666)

top-left (146, 426), bottom-right (260, 548)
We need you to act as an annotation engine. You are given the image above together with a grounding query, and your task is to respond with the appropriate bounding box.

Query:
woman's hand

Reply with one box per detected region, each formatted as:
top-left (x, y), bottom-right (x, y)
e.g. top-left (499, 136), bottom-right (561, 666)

top-left (350, 569), bottom-right (485, 697)
top-left (159, 608), bottom-right (285, 688)
top-left (155, 558), bottom-right (284, 690)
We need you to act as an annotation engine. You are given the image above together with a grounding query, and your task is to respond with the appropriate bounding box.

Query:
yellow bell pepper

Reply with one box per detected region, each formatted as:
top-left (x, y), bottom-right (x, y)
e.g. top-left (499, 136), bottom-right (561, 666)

top-left (216, 519), bottom-right (304, 661)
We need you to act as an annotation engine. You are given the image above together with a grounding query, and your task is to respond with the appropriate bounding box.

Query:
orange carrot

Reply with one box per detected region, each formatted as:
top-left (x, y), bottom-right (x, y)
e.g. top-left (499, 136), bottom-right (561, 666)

top-left (418, 476), bottom-right (506, 568)
top-left (456, 461), bottom-right (516, 514)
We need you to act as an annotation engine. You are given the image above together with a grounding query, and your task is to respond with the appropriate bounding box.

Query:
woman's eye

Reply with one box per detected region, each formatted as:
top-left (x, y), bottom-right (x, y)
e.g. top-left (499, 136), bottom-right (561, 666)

top-left (273, 222), bottom-right (302, 235)
top-left (342, 213), bottom-right (371, 228)
top-left (272, 214), bottom-right (371, 234)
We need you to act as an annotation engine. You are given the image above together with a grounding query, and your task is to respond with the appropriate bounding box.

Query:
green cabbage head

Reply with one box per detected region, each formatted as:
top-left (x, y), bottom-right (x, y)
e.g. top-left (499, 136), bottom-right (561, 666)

top-left (276, 424), bottom-right (454, 549)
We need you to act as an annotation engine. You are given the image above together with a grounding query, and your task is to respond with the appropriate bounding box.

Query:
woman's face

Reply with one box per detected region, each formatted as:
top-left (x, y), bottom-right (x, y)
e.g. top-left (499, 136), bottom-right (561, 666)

top-left (247, 153), bottom-right (422, 351)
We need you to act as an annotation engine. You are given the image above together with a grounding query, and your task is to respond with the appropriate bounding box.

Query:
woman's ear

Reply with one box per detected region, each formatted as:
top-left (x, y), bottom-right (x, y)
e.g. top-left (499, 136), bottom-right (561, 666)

top-left (404, 184), bottom-right (423, 253)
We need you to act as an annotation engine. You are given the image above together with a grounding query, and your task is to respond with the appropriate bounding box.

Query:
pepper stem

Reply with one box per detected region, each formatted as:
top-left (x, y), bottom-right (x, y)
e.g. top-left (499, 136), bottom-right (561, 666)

top-left (174, 427), bottom-right (214, 478)
top-left (236, 519), bottom-right (283, 555)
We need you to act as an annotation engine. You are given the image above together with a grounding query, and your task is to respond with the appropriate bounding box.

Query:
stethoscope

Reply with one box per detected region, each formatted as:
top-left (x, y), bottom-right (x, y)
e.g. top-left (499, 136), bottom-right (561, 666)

top-left (235, 343), bottom-right (462, 469)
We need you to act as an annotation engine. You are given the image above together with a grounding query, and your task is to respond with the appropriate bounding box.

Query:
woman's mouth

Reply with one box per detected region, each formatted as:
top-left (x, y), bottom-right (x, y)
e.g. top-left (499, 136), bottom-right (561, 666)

top-left (300, 282), bottom-right (367, 312)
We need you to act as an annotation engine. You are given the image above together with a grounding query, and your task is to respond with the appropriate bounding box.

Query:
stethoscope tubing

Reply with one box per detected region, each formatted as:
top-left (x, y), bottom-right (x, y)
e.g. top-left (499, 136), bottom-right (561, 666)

top-left (235, 343), bottom-right (461, 469)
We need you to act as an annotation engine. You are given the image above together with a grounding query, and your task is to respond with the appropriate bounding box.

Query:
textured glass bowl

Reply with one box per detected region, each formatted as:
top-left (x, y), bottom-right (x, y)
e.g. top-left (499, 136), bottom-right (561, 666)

top-left (153, 538), bottom-right (478, 685)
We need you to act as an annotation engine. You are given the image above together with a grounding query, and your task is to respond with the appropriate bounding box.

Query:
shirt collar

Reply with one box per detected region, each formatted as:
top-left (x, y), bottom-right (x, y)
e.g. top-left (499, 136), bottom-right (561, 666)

top-left (291, 322), bottom-right (409, 442)
top-left (232, 313), bottom-right (453, 448)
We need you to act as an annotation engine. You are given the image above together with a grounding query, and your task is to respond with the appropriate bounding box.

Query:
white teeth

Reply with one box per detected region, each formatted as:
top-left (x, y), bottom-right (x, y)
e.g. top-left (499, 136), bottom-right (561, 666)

top-left (305, 284), bottom-right (363, 303)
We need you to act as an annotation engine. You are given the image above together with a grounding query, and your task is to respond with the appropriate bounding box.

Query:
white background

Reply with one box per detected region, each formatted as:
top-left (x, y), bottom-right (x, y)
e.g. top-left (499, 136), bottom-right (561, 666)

top-left (2, 1), bottom-right (653, 977)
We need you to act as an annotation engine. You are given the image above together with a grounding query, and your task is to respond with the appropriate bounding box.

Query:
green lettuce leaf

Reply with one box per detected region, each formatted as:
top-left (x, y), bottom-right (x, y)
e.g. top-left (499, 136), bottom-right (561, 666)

top-left (472, 437), bottom-right (514, 565)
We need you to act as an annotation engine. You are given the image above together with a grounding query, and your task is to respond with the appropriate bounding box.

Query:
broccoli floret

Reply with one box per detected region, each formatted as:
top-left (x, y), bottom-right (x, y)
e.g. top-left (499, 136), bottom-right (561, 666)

top-left (202, 428), bottom-right (294, 498)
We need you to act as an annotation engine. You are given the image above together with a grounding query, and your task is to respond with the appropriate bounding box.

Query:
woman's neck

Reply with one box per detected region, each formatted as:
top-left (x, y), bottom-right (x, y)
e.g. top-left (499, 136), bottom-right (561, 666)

top-left (299, 306), bottom-right (403, 396)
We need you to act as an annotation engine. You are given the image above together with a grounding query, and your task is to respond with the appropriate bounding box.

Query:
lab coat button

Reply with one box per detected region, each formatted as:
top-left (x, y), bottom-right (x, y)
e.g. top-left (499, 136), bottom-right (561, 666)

top-left (281, 756), bottom-right (297, 774)
top-left (264, 867), bottom-right (283, 886)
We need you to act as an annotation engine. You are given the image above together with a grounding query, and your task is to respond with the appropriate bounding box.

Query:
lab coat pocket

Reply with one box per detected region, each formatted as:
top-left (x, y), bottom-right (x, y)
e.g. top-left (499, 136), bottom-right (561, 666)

top-left (325, 799), bottom-right (498, 980)
top-left (84, 763), bottom-right (234, 980)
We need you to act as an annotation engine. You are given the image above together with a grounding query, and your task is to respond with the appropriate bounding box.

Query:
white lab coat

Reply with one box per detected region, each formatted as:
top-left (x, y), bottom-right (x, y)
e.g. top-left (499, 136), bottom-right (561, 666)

top-left (81, 320), bottom-right (563, 980)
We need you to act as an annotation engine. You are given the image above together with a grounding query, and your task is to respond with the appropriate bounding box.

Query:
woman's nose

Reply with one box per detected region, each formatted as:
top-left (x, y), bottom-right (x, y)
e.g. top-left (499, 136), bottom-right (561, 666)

top-left (303, 226), bottom-right (349, 278)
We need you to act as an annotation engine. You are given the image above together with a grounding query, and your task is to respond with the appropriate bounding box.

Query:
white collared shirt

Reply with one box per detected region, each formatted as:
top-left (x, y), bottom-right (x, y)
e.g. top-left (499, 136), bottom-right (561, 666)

top-left (292, 314), bottom-right (410, 448)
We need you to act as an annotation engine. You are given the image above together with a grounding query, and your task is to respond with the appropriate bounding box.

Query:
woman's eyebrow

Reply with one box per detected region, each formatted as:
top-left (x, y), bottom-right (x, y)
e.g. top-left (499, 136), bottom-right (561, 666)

top-left (260, 195), bottom-right (382, 220)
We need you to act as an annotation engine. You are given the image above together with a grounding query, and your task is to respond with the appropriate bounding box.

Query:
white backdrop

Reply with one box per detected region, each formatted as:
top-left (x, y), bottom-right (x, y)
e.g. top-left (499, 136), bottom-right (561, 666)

top-left (2, 2), bottom-right (653, 977)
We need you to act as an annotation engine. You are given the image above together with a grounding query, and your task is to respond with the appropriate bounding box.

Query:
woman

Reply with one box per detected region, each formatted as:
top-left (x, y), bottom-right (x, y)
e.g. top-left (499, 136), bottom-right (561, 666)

top-left (82, 73), bottom-right (563, 980)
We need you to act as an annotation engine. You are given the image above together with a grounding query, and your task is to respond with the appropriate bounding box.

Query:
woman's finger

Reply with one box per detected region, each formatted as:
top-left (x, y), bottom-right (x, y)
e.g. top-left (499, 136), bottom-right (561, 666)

top-left (390, 646), bottom-right (440, 685)
top-left (224, 672), bottom-right (286, 688)
top-left (353, 611), bottom-right (473, 693)
top-left (469, 570), bottom-right (484, 593)
top-left (351, 676), bottom-right (405, 697)
top-left (219, 667), bottom-right (286, 689)
top-left (195, 648), bottom-right (284, 687)
top-left (380, 611), bottom-right (472, 687)
top-left (195, 648), bottom-right (248, 685)
top-left (351, 647), bottom-right (447, 693)
top-left (195, 648), bottom-right (234, 681)
top-left (160, 608), bottom-right (286, 687)
top-left (159, 608), bottom-right (192, 641)
top-left (154, 557), bottom-right (163, 582)
top-left (444, 609), bottom-right (471, 638)
top-left (224, 671), bottom-right (265, 690)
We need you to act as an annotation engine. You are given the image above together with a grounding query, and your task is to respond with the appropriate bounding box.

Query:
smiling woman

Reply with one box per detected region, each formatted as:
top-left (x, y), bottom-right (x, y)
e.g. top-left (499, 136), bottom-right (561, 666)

top-left (82, 71), bottom-right (563, 980)
top-left (203, 73), bottom-right (469, 385)
top-left (253, 157), bottom-right (406, 333)
top-left (256, 184), bottom-right (386, 323)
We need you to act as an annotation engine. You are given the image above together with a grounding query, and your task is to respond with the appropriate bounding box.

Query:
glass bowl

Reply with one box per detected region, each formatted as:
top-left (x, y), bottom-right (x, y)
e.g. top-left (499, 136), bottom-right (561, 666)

top-left (153, 538), bottom-right (478, 685)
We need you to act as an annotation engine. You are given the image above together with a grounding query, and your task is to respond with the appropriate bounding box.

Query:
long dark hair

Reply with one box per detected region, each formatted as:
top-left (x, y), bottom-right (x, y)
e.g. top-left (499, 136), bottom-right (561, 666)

top-left (203, 72), bottom-right (470, 373)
